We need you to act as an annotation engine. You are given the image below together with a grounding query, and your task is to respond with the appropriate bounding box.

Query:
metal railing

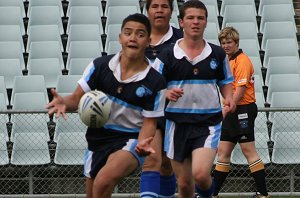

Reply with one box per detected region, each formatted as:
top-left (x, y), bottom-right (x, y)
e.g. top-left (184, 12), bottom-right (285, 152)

top-left (0, 108), bottom-right (300, 196)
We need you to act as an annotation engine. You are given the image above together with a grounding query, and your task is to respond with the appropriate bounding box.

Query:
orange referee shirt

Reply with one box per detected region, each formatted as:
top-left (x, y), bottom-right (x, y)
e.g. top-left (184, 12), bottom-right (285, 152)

top-left (229, 50), bottom-right (256, 105)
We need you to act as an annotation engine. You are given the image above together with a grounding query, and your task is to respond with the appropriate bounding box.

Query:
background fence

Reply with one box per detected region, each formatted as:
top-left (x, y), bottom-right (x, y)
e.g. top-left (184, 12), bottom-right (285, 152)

top-left (1, 108), bottom-right (300, 197)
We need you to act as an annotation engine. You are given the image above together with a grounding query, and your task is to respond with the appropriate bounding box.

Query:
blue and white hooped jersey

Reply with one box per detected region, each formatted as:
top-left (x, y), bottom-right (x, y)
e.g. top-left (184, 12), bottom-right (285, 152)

top-left (78, 53), bottom-right (167, 150)
top-left (152, 39), bottom-right (234, 125)
top-left (145, 26), bottom-right (183, 62)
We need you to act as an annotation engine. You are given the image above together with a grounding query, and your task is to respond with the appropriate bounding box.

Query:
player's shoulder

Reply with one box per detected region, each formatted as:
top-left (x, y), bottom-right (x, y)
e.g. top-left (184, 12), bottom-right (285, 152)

top-left (171, 26), bottom-right (183, 39)
top-left (208, 42), bottom-right (227, 59)
top-left (93, 54), bottom-right (114, 68)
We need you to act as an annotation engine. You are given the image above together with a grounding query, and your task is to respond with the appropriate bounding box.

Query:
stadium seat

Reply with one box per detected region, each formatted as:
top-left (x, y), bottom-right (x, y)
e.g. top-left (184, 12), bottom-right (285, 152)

top-left (222, 5), bottom-right (258, 33)
top-left (10, 92), bottom-right (50, 142)
top-left (26, 25), bottom-right (63, 52)
top-left (27, 0), bottom-right (64, 17)
top-left (54, 132), bottom-right (87, 165)
top-left (105, 6), bottom-right (140, 33)
top-left (0, 7), bottom-right (25, 35)
top-left (0, 0), bottom-right (26, 18)
top-left (28, 6), bottom-right (64, 35)
top-left (106, 41), bottom-right (121, 55)
top-left (11, 132), bottom-right (50, 165)
top-left (270, 92), bottom-right (300, 141)
top-left (66, 41), bottom-right (102, 70)
top-left (0, 59), bottom-right (23, 90)
top-left (259, 4), bottom-right (296, 34)
top-left (56, 75), bottom-right (82, 96)
top-left (266, 74), bottom-right (300, 104)
top-left (261, 21), bottom-right (298, 51)
top-left (27, 41), bottom-right (65, 70)
top-left (104, 0), bottom-right (141, 16)
top-left (0, 93), bottom-right (9, 142)
top-left (263, 39), bottom-right (299, 69)
top-left (239, 39), bottom-right (260, 59)
top-left (68, 58), bottom-right (92, 75)
top-left (258, 0), bottom-right (294, 16)
top-left (225, 22), bottom-right (259, 50)
top-left (204, 22), bottom-right (219, 42)
top-left (272, 132), bottom-right (300, 164)
top-left (0, 133), bottom-right (9, 165)
top-left (66, 0), bottom-right (103, 17)
top-left (104, 24), bottom-right (121, 52)
top-left (201, 0), bottom-right (219, 16)
top-left (206, 5), bottom-right (219, 24)
top-left (66, 24), bottom-right (103, 53)
top-left (220, 0), bottom-right (257, 17)
top-left (67, 6), bottom-right (103, 35)
top-left (53, 113), bottom-right (87, 142)
top-left (0, 41), bottom-right (25, 70)
top-left (0, 25), bottom-right (25, 52)
top-left (254, 74), bottom-right (264, 94)
top-left (231, 133), bottom-right (270, 165)
top-left (0, 76), bottom-right (9, 106)
top-left (170, 11), bottom-right (180, 29)
top-left (27, 58), bottom-right (62, 88)
top-left (249, 56), bottom-right (263, 84)
top-left (11, 75), bottom-right (49, 106)
top-left (265, 56), bottom-right (300, 86)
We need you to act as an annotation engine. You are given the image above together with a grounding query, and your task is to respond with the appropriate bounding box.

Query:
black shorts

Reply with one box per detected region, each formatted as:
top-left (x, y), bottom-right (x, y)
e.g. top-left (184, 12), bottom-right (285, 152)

top-left (220, 103), bottom-right (257, 144)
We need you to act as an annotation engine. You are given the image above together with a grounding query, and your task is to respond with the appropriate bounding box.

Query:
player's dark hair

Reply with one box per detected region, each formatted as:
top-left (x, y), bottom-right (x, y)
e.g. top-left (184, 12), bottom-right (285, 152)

top-left (121, 13), bottom-right (152, 36)
top-left (145, 0), bottom-right (174, 12)
top-left (179, 0), bottom-right (208, 19)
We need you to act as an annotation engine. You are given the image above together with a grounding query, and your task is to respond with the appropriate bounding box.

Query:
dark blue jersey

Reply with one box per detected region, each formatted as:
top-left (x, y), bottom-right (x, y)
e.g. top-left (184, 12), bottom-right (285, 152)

top-left (153, 39), bottom-right (234, 126)
top-left (79, 53), bottom-right (167, 150)
top-left (145, 26), bottom-right (183, 61)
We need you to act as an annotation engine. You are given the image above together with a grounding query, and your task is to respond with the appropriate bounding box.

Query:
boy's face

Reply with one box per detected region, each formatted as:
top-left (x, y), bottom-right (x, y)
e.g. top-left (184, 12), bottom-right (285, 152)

top-left (119, 21), bottom-right (150, 58)
top-left (220, 38), bottom-right (239, 57)
top-left (180, 8), bottom-right (207, 38)
top-left (147, 0), bottom-right (172, 30)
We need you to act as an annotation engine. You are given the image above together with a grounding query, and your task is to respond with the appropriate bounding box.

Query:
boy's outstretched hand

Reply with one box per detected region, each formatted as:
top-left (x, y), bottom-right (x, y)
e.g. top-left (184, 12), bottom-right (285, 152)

top-left (135, 137), bottom-right (155, 156)
top-left (46, 88), bottom-right (67, 119)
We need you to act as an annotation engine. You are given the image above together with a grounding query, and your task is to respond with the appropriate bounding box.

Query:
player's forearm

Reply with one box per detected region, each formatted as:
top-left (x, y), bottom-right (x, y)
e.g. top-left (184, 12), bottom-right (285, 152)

top-left (233, 86), bottom-right (246, 105)
top-left (62, 86), bottom-right (85, 111)
top-left (138, 117), bottom-right (157, 141)
top-left (220, 84), bottom-right (233, 101)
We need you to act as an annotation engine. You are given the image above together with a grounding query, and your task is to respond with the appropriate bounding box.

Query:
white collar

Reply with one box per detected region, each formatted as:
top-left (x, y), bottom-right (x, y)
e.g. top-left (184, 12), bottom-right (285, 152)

top-left (151, 25), bottom-right (173, 46)
top-left (108, 52), bottom-right (152, 83)
top-left (173, 38), bottom-right (212, 65)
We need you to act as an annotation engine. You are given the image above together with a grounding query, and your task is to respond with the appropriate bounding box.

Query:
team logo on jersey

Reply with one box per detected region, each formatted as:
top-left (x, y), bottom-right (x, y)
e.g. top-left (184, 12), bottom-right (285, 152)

top-left (152, 49), bottom-right (158, 56)
top-left (193, 68), bottom-right (199, 75)
top-left (117, 86), bottom-right (123, 94)
top-left (136, 85), bottom-right (152, 97)
top-left (210, 59), bottom-right (218, 70)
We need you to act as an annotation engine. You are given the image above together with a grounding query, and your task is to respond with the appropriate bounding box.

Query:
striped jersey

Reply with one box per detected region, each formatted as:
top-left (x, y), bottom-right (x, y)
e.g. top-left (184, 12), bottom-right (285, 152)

top-left (152, 39), bottom-right (234, 126)
top-left (78, 53), bottom-right (167, 150)
top-left (145, 26), bottom-right (183, 61)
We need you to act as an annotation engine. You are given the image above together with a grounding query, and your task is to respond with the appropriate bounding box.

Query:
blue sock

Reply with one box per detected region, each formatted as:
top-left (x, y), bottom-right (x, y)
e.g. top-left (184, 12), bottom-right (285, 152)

top-left (196, 179), bottom-right (215, 198)
top-left (140, 171), bottom-right (160, 198)
top-left (159, 174), bottom-right (176, 197)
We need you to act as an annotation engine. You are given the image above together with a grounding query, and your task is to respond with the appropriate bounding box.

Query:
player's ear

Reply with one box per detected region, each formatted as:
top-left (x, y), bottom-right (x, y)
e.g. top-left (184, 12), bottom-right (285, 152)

top-left (179, 19), bottom-right (184, 29)
top-left (147, 37), bottom-right (151, 47)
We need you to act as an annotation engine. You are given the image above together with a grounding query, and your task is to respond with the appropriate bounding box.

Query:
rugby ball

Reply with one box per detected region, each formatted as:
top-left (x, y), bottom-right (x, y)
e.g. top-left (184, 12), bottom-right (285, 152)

top-left (78, 90), bottom-right (112, 128)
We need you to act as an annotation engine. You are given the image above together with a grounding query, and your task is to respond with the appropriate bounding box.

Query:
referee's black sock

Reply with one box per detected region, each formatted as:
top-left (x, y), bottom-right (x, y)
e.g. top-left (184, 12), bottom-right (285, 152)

top-left (212, 161), bottom-right (230, 196)
top-left (249, 159), bottom-right (268, 196)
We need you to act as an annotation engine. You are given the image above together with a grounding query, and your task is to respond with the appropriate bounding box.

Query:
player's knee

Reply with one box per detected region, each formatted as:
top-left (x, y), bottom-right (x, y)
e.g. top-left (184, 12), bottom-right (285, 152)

top-left (160, 157), bottom-right (173, 176)
top-left (143, 154), bottom-right (162, 171)
top-left (194, 171), bottom-right (211, 187)
top-left (93, 179), bottom-right (111, 193)
top-left (217, 149), bottom-right (232, 162)
top-left (177, 177), bottom-right (194, 192)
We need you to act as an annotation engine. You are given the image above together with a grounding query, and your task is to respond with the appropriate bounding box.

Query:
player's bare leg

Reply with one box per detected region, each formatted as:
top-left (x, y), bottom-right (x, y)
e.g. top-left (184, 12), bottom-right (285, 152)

top-left (93, 150), bottom-right (138, 198)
